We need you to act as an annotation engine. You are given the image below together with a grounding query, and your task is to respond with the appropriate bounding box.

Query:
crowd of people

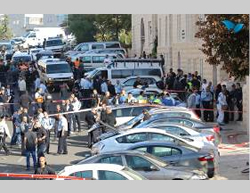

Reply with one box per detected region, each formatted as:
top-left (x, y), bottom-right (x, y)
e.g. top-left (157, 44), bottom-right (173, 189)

top-left (0, 54), bottom-right (244, 174)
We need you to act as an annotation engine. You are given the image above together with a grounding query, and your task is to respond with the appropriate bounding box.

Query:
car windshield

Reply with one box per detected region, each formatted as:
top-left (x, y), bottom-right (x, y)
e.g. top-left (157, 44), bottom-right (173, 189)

top-left (122, 167), bottom-right (147, 180)
top-left (13, 56), bottom-right (31, 62)
top-left (87, 69), bottom-right (98, 78)
top-left (121, 113), bottom-right (144, 128)
top-left (46, 39), bottom-right (63, 47)
top-left (46, 63), bottom-right (72, 74)
top-left (0, 44), bottom-right (11, 50)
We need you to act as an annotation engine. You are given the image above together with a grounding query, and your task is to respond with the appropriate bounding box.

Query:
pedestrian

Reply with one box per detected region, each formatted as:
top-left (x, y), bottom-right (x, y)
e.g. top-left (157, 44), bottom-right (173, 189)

top-left (24, 125), bottom-right (37, 171)
top-left (100, 91), bottom-right (111, 106)
top-left (142, 109), bottom-right (151, 121)
top-left (42, 38), bottom-right (46, 49)
top-left (34, 155), bottom-right (56, 175)
top-left (229, 84), bottom-right (237, 121)
top-left (85, 108), bottom-right (97, 148)
top-left (59, 82), bottom-right (70, 100)
top-left (5, 84), bottom-right (15, 115)
top-left (119, 89), bottom-right (127, 104)
top-left (72, 97), bottom-right (82, 132)
top-left (105, 107), bottom-right (116, 127)
top-left (222, 85), bottom-right (230, 124)
top-left (173, 69), bottom-right (186, 101)
top-left (19, 91), bottom-right (33, 110)
top-left (18, 76), bottom-right (26, 96)
top-left (35, 88), bottom-right (44, 109)
top-left (217, 89), bottom-right (228, 126)
top-left (91, 89), bottom-right (100, 108)
top-left (33, 118), bottom-right (47, 157)
top-left (20, 116), bottom-right (30, 155)
top-left (235, 83), bottom-right (243, 121)
top-left (34, 76), bottom-right (41, 91)
top-left (161, 91), bottom-right (175, 106)
top-left (101, 78), bottom-right (108, 95)
top-left (80, 76), bottom-right (92, 108)
top-left (57, 113), bottom-right (68, 155)
top-left (201, 79), bottom-right (208, 91)
top-left (10, 109), bottom-right (22, 146)
top-left (201, 86), bottom-right (214, 122)
top-left (0, 115), bottom-right (11, 156)
top-left (115, 80), bottom-right (122, 94)
top-left (41, 111), bottom-right (55, 154)
top-left (126, 93), bottom-right (137, 104)
top-left (103, 55), bottom-right (112, 67)
top-left (107, 80), bottom-right (116, 97)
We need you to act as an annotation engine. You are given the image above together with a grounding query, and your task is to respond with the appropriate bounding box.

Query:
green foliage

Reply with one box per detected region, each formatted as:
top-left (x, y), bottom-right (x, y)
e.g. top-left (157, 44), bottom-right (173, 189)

top-left (67, 14), bottom-right (131, 46)
top-left (195, 14), bottom-right (249, 80)
top-left (119, 29), bottom-right (132, 49)
top-left (0, 15), bottom-right (12, 40)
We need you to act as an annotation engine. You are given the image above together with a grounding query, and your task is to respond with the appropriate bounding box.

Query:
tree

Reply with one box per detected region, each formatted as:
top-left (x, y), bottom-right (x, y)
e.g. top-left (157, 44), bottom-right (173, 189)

top-left (195, 14), bottom-right (249, 80)
top-left (0, 15), bottom-right (12, 40)
top-left (119, 29), bottom-right (132, 49)
top-left (94, 14), bottom-right (131, 41)
top-left (67, 14), bottom-right (97, 43)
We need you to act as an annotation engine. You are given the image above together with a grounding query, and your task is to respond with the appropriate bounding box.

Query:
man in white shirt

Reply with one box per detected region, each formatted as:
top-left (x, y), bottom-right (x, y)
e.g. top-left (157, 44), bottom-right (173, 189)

top-left (103, 55), bottom-right (112, 67)
top-left (217, 90), bottom-right (228, 125)
top-left (101, 80), bottom-right (108, 95)
top-left (39, 82), bottom-right (48, 95)
top-left (41, 111), bottom-right (55, 154)
top-left (57, 113), bottom-right (68, 154)
top-left (18, 77), bottom-right (26, 96)
top-left (0, 115), bottom-right (11, 155)
top-left (72, 97), bottom-right (82, 132)
top-left (80, 76), bottom-right (92, 108)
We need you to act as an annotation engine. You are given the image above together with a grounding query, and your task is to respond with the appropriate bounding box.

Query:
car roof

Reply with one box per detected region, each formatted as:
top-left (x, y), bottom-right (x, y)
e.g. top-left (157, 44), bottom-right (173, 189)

top-left (12, 52), bottom-right (31, 57)
top-left (123, 76), bottom-right (161, 81)
top-left (79, 53), bottom-right (118, 57)
top-left (149, 107), bottom-right (190, 113)
top-left (64, 163), bottom-right (125, 173)
top-left (128, 141), bottom-right (186, 148)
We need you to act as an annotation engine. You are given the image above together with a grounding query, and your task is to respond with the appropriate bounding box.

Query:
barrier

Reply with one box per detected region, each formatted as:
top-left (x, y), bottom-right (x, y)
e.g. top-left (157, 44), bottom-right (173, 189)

top-left (0, 173), bottom-right (88, 180)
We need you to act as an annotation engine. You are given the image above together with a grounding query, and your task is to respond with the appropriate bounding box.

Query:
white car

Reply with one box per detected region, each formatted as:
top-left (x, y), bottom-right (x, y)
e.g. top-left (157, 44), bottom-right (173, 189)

top-left (92, 128), bottom-right (218, 159)
top-left (121, 76), bottom-right (162, 92)
top-left (58, 163), bottom-right (146, 180)
top-left (117, 107), bottom-right (201, 130)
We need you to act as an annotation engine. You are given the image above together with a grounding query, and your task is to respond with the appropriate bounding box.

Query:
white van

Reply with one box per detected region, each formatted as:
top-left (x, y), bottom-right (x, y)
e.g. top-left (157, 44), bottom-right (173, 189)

top-left (37, 58), bottom-right (74, 89)
top-left (86, 59), bottom-right (163, 84)
top-left (72, 53), bottom-right (122, 71)
top-left (65, 41), bottom-right (122, 57)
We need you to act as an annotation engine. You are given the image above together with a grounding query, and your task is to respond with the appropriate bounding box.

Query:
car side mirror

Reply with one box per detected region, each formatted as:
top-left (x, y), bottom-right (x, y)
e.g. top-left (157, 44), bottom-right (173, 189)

top-left (149, 165), bottom-right (158, 171)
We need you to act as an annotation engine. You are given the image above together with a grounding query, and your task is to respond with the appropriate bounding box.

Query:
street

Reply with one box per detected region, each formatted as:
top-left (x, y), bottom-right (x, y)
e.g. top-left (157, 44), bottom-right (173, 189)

top-left (0, 121), bottom-right (249, 180)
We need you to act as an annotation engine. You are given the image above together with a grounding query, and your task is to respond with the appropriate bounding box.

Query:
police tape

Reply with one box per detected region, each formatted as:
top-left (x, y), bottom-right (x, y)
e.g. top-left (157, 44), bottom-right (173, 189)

top-left (0, 173), bottom-right (88, 180)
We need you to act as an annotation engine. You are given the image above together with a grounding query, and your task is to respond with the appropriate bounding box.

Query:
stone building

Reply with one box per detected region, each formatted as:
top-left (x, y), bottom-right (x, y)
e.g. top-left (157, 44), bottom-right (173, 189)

top-left (131, 14), bottom-right (229, 85)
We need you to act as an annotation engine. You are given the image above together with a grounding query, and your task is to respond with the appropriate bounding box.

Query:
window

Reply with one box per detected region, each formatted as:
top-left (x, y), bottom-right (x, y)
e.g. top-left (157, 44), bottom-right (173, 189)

top-left (69, 170), bottom-right (93, 179)
top-left (82, 56), bottom-right (91, 63)
top-left (131, 107), bottom-right (148, 117)
top-left (98, 156), bottom-right (123, 166)
top-left (161, 112), bottom-right (191, 118)
top-left (133, 69), bottom-right (162, 77)
top-left (105, 42), bottom-right (121, 48)
top-left (94, 70), bottom-right (108, 79)
top-left (151, 146), bottom-right (181, 157)
top-left (125, 155), bottom-right (153, 171)
top-left (79, 44), bottom-right (89, 52)
top-left (46, 39), bottom-right (63, 47)
top-left (92, 44), bottom-right (104, 50)
top-left (46, 63), bottom-right (72, 74)
top-left (114, 108), bottom-right (131, 117)
top-left (156, 126), bottom-right (190, 136)
top-left (150, 133), bottom-right (175, 142)
top-left (165, 119), bottom-right (193, 127)
top-left (116, 133), bottom-right (147, 143)
top-left (92, 56), bottom-right (106, 63)
top-left (133, 147), bottom-right (148, 152)
top-left (141, 78), bottom-right (155, 85)
top-left (123, 78), bottom-right (136, 86)
top-left (29, 33), bottom-right (36, 38)
top-left (111, 70), bottom-right (132, 79)
top-left (98, 171), bottom-right (127, 180)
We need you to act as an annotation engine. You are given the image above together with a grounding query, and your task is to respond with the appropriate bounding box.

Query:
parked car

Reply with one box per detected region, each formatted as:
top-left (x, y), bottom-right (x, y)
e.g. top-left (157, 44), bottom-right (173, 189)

top-left (77, 151), bottom-right (208, 180)
top-left (121, 76), bottom-right (162, 91)
top-left (11, 52), bottom-right (32, 67)
top-left (134, 116), bottom-right (222, 146)
top-left (126, 141), bottom-right (215, 178)
top-left (135, 123), bottom-right (214, 145)
top-left (117, 107), bottom-right (201, 130)
top-left (91, 128), bottom-right (219, 161)
top-left (85, 48), bottom-right (126, 58)
top-left (58, 163), bottom-right (146, 180)
top-left (29, 48), bottom-right (44, 61)
top-left (36, 50), bottom-right (54, 61)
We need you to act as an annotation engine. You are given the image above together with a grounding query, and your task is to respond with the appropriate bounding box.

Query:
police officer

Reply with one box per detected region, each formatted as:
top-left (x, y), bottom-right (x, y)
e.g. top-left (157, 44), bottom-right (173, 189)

top-left (0, 115), bottom-right (11, 155)
top-left (57, 113), bottom-right (68, 155)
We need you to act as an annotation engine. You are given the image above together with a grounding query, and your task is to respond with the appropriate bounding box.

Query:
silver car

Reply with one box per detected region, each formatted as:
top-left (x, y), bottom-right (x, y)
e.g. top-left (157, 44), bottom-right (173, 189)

top-left (77, 150), bottom-right (208, 180)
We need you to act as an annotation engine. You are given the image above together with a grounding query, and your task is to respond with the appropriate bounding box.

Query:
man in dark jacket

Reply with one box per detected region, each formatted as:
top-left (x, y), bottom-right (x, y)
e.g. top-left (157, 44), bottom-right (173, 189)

top-left (173, 69), bottom-right (186, 101)
top-left (235, 83), bottom-right (243, 121)
top-left (19, 91), bottom-right (33, 109)
top-left (107, 80), bottom-right (116, 97)
top-left (105, 107), bottom-right (116, 127)
top-left (35, 155), bottom-right (55, 175)
top-left (85, 108), bottom-right (97, 147)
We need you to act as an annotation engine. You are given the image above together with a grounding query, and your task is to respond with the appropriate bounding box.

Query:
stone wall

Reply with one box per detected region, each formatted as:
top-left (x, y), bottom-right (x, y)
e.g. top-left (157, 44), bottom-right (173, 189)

top-left (242, 76), bottom-right (249, 134)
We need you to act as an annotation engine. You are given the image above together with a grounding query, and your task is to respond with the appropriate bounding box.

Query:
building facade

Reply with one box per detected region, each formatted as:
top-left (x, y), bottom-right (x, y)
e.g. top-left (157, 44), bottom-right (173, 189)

top-left (132, 14), bottom-right (229, 84)
top-left (7, 14), bottom-right (67, 37)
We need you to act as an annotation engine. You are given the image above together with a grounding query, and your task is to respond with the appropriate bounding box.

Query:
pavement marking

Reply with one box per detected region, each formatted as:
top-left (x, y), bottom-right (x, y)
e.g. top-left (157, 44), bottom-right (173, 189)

top-left (17, 157), bottom-right (24, 163)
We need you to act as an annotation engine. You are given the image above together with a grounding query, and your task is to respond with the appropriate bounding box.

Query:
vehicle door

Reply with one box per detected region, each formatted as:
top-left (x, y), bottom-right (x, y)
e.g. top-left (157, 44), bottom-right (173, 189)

top-left (69, 170), bottom-right (94, 180)
top-left (96, 155), bottom-right (124, 166)
top-left (124, 155), bottom-right (163, 180)
top-left (97, 170), bottom-right (128, 180)
top-left (149, 146), bottom-right (182, 165)
top-left (114, 108), bottom-right (134, 126)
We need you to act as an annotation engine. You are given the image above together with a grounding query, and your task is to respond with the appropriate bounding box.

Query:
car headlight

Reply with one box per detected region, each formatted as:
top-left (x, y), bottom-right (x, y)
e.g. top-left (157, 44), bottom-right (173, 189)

top-left (71, 76), bottom-right (74, 79)
top-left (48, 78), bottom-right (53, 81)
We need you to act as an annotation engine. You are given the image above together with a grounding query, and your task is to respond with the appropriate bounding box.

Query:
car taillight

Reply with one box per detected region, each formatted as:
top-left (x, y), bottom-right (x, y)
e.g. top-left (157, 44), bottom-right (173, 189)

top-left (206, 135), bottom-right (215, 142)
top-left (213, 126), bottom-right (220, 134)
top-left (198, 155), bottom-right (214, 162)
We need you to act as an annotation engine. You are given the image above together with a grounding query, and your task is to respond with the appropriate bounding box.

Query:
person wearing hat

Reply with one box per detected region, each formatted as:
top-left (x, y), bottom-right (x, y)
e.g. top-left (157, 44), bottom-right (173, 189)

top-left (0, 114), bottom-right (11, 155)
